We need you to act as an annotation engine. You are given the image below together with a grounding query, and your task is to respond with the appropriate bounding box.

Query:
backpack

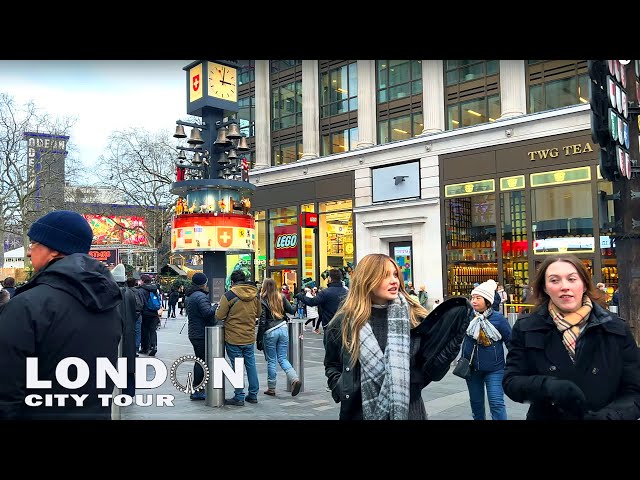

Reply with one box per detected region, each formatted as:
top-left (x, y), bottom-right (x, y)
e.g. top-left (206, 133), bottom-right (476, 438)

top-left (145, 288), bottom-right (162, 312)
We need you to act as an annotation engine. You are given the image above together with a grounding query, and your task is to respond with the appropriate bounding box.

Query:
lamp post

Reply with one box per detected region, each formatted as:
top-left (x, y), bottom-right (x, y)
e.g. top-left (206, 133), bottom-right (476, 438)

top-left (169, 60), bottom-right (256, 303)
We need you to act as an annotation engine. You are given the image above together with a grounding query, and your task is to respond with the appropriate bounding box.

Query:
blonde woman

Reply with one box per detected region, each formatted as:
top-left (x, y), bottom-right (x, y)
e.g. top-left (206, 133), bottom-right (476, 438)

top-left (324, 254), bottom-right (472, 420)
top-left (259, 278), bottom-right (302, 397)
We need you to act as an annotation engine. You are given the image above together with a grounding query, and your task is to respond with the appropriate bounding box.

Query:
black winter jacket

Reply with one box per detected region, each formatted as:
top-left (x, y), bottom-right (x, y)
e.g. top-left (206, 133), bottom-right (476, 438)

top-left (0, 254), bottom-right (123, 420)
top-left (118, 286), bottom-right (139, 375)
top-left (298, 282), bottom-right (348, 327)
top-left (503, 301), bottom-right (640, 420)
top-left (185, 286), bottom-right (217, 340)
top-left (324, 297), bottom-right (472, 420)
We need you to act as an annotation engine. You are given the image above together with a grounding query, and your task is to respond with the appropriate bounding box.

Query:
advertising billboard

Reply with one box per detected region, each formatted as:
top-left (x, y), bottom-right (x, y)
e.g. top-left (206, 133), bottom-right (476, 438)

top-left (171, 214), bottom-right (255, 253)
top-left (84, 215), bottom-right (149, 246)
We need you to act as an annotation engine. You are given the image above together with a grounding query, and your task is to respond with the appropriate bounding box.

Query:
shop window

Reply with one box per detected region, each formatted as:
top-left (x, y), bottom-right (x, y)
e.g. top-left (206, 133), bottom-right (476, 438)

top-left (531, 180), bottom-right (594, 255)
top-left (500, 188), bottom-right (529, 305)
top-left (598, 180), bottom-right (617, 303)
top-left (300, 203), bottom-right (317, 287)
top-left (444, 186), bottom-right (498, 298)
top-left (318, 200), bottom-right (354, 281)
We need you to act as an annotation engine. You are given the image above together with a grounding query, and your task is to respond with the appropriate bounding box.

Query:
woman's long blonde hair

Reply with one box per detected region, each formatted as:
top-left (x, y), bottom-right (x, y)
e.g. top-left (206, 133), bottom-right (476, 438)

top-left (260, 278), bottom-right (284, 319)
top-left (335, 254), bottom-right (428, 365)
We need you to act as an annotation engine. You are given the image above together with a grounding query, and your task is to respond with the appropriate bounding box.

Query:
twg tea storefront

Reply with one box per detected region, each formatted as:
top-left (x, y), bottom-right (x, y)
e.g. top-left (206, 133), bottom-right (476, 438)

top-left (440, 131), bottom-right (618, 305)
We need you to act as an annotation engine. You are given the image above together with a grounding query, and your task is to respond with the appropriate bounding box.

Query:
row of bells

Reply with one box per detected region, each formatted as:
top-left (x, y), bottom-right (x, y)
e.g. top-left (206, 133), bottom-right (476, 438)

top-left (174, 123), bottom-right (249, 150)
top-left (177, 150), bottom-right (241, 165)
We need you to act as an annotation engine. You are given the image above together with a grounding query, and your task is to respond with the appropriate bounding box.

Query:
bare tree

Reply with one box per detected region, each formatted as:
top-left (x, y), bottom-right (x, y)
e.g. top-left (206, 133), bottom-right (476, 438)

top-left (95, 127), bottom-right (176, 271)
top-left (0, 93), bottom-right (83, 268)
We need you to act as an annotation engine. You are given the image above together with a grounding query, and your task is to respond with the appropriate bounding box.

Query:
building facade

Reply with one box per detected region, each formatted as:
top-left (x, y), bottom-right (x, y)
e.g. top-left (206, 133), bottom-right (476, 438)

top-left (236, 60), bottom-right (614, 305)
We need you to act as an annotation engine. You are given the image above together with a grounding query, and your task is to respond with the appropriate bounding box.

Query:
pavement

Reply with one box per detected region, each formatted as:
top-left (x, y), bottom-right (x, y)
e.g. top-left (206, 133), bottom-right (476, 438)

top-left (120, 312), bottom-right (530, 420)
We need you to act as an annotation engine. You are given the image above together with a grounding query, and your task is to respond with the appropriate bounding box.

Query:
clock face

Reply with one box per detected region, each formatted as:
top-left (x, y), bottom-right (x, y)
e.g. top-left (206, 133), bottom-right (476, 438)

top-left (208, 62), bottom-right (237, 102)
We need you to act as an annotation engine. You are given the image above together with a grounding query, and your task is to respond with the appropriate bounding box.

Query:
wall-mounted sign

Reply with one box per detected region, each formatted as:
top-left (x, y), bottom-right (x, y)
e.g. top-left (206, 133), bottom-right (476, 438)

top-left (172, 213), bottom-right (255, 253)
top-left (445, 179), bottom-right (495, 198)
top-left (299, 212), bottom-right (318, 228)
top-left (274, 225), bottom-right (297, 259)
top-left (533, 236), bottom-right (594, 254)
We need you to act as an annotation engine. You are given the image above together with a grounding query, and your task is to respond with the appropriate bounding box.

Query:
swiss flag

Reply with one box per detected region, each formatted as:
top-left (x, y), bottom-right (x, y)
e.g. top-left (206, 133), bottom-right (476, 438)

top-left (192, 74), bottom-right (200, 92)
top-left (218, 228), bottom-right (233, 248)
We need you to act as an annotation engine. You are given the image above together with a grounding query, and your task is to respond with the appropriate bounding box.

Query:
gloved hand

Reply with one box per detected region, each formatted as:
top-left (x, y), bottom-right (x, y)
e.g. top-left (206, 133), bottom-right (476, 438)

top-left (543, 378), bottom-right (587, 416)
top-left (583, 409), bottom-right (619, 420)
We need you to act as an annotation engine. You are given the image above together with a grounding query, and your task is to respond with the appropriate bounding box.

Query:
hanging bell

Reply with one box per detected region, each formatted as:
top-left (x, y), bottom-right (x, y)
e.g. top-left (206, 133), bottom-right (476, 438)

top-left (226, 122), bottom-right (242, 139)
top-left (214, 127), bottom-right (231, 145)
top-left (217, 170), bottom-right (226, 179)
top-left (216, 152), bottom-right (230, 165)
top-left (187, 128), bottom-right (204, 145)
top-left (192, 152), bottom-right (203, 165)
top-left (236, 136), bottom-right (249, 151)
top-left (173, 125), bottom-right (187, 138)
top-left (230, 164), bottom-right (239, 174)
top-left (227, 149), bottom-right (238, 160)
top-left (223, 168), bottom-right (232, 176)
top-left (177, 150), bottom-right (187, 161)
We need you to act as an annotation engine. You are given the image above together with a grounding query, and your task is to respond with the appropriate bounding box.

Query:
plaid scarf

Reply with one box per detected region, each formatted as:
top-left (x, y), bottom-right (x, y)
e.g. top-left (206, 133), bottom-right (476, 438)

top-left (359, 294), bottom-right (411, 420)
top-left (548, 295), bottom-right (593, 363)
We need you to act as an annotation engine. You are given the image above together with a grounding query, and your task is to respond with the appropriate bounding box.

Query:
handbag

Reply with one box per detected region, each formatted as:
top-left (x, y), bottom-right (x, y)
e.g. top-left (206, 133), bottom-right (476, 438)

top-left (453, 338), bottom-right (477, 380)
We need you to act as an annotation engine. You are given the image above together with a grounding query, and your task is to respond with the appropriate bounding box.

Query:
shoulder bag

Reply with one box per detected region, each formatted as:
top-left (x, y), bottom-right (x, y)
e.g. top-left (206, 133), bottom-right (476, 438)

top-left (452, 337), bottom-right (477, 380)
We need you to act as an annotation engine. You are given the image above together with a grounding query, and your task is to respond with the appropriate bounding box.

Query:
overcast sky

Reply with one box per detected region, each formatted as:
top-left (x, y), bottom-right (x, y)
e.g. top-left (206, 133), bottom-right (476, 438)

top-left (0, 60), bottom-right (191, 175)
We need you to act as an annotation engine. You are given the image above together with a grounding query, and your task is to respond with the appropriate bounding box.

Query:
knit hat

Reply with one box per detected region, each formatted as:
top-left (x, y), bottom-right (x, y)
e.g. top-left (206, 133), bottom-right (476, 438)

top-left (110, 264), bottom-right (126, 283)
top-left (192, 272), bottom-right (208, 286)
top-left (471, 279), bottom-right (498, 305)
top-left (28, 210), bottom-right (93, 255)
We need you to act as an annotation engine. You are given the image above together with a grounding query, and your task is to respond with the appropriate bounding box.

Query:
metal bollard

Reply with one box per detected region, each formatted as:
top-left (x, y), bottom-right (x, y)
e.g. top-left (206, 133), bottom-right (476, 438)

top-left (111, 339), bottom-right (123, 420)
top-left (609, 306), bottom-right (619, 314)
top-left (205, 325), bottom-right (225, 407)
top-left (286, 318), bottom-right (305, 393)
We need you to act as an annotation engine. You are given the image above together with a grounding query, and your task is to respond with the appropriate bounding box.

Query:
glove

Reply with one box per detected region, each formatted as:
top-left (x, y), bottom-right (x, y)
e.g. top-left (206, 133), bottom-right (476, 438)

top-left (583, 409), bottom-right (620, 420)
top-left (543, 378), bottom-right (586, 416)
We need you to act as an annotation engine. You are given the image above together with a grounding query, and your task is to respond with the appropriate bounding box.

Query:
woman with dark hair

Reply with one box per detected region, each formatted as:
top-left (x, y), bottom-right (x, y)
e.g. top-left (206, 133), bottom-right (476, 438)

top-left (503, 254), bottom-right (640, 420)
top-left (324, 253), bottom-right (472, 420)
top-left (259, 278), bottom-right (301, 397)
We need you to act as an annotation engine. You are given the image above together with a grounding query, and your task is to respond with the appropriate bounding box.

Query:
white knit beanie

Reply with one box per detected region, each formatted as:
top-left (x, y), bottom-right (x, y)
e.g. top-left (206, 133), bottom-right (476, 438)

top-left (471, 279), bottom-right (497, 305)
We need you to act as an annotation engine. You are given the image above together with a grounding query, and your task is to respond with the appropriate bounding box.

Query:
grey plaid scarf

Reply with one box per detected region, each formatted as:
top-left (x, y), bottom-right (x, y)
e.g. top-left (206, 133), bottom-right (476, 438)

top-left (359, 293), bottom-right (411, 420)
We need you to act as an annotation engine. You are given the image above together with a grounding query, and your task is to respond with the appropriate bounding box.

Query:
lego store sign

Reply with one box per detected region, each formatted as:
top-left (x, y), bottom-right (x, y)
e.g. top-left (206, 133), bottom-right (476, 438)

top-left (274, 225), bottom-right (297, 259)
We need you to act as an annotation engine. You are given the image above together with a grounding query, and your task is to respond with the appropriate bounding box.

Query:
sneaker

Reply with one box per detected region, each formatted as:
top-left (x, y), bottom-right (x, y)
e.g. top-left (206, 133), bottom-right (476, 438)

top-left (224, 398), bottom-right (245, 406)
top-left (190, 391), bottom-right (206, 401)
top-left (245, 395), bottom-right (258, 404)
top-left (291, 379), bottom-right (302, 397)
top-left (263, 389), bottom-right (276, 396)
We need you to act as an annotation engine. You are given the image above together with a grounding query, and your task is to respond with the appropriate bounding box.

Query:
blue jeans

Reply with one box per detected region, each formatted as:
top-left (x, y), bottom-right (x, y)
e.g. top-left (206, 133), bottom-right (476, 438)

top-left (465, 369), bottom-right (507, 420)
top-left (135, 314), bottom-right (142, 351)
top-left (263, 324), bottom-right (299, 390)
top-left (225, 342), bottom-right (259, 401)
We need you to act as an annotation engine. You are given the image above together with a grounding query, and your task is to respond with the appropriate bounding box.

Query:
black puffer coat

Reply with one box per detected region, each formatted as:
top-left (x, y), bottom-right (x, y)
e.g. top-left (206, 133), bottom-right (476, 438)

top-left (503, 301), bottom-right (640, 420)
top-left (185, 286), bottom-right (217, 340)
top-left (324, 297), bottom-right (472, 420)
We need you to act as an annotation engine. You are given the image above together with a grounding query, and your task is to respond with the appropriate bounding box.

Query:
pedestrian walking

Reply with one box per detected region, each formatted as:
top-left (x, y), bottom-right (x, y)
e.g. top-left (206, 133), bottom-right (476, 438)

top-left (258, 278), bottom-right (302, 397)
top-left (110, 264), bottom-right (138, 397)
top-left (303, 287), bottom-right (319, 331)
top-left (0, 210), bottom-right (122, 419)
top-left (324, 253), bottom-right (472, 420)
top-left (503, 254), bottom-right (640, 420)
top-left (460, 279), bottom-right (511, 420)
top-left (296, 268), bottom-right (348, 333)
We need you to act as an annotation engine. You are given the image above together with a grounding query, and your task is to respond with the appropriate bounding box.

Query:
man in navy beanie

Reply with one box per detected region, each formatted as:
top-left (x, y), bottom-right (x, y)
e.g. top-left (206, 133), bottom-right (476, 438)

top-left (0, 210), bottom-right (123, 420)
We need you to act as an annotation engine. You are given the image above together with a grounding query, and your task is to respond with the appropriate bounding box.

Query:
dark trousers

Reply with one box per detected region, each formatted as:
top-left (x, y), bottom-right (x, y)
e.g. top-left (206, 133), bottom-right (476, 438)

top-left (141, 315), bottom-right (158, 351)
top-left (168, 303), bottom-right (177, 317)
top-left (189, 338), bottom-right (206, 388)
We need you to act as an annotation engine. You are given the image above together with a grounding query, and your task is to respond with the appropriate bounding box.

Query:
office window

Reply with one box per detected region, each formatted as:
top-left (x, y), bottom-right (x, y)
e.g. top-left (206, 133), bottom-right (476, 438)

top-left (270, 61), bottom-right (303, 165)
top-left (376, 60), bottom-right (423, 145)
top-left (445, 60), bottom-right (500, 130)
top-left (527, 60), bottom-right (588, 113)
top-left (319, 61), bottom-right (359, 155)
top-left (321, 127), bottom-right (359, 156)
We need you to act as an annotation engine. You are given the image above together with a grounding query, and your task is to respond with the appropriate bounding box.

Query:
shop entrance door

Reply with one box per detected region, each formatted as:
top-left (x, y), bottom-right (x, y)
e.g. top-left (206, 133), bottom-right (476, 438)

top-left (389, 241), bottom-right (413, 287)
top-left (266, 267), bottom-right (300, 300)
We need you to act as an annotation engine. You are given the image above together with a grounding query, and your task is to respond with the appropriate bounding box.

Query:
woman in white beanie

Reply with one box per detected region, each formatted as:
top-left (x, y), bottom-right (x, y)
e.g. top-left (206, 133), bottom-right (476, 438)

top-left (459, 279), bottom-right (512, 420)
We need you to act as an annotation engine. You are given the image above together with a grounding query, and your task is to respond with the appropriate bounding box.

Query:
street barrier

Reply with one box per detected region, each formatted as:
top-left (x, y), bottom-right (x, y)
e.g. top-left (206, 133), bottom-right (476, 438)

top-left (205, 325), bottom-right (225, 407)
top-left (609, 306), bottom-right (619, 314)
top-left (504, 303), bottom-right (535, 327)
top-left (286, 318), bottom-right (305, 393)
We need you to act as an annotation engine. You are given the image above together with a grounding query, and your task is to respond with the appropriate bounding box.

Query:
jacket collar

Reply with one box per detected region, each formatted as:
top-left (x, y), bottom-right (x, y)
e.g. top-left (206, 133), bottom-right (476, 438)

top-left (520, 300), bottom-right (624, 336)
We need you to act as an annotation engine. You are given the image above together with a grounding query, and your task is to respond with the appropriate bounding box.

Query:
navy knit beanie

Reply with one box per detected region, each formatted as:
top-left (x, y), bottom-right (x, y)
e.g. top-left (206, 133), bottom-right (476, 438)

top-left (27, 210), bottom-right (93, 255)
top-left (192, 272), bottom-right (208, 286)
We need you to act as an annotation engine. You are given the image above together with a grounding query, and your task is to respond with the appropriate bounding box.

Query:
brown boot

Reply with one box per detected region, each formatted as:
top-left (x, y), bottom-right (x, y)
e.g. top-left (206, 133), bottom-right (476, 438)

top-left (263, 389), bottom-right (276, 396)
top-left (291, 379), bottom-right (302, 397)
